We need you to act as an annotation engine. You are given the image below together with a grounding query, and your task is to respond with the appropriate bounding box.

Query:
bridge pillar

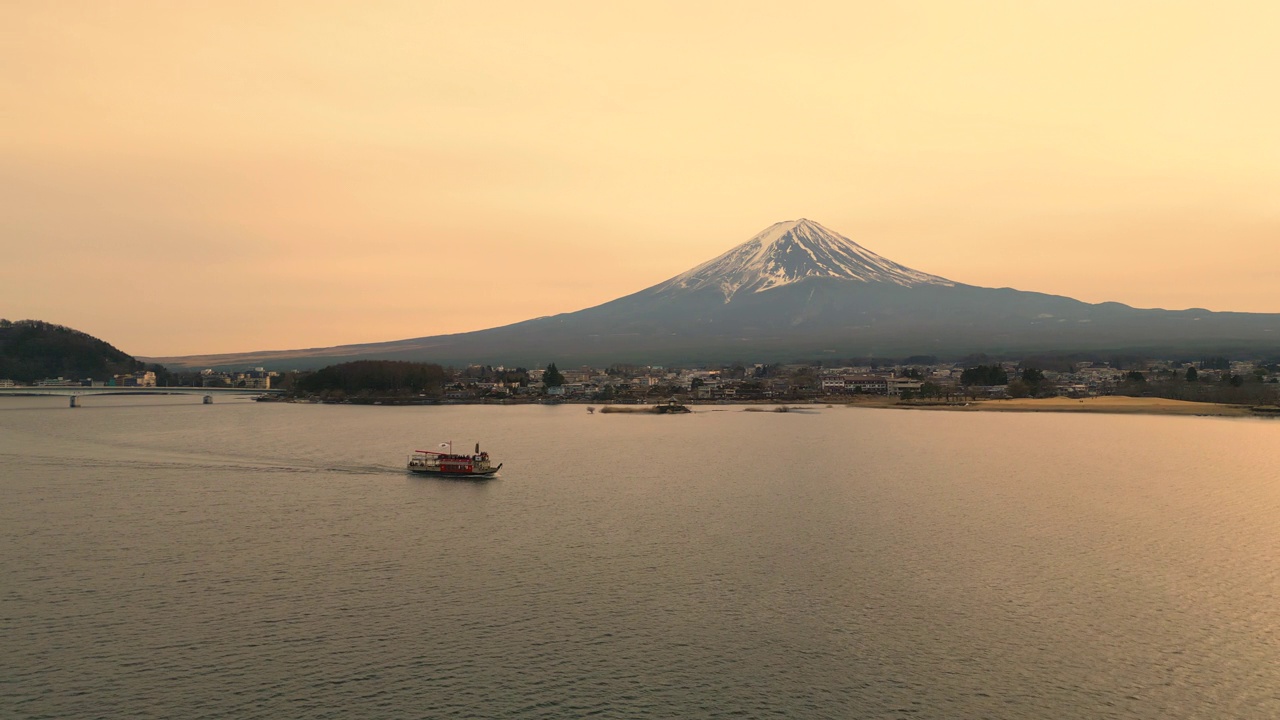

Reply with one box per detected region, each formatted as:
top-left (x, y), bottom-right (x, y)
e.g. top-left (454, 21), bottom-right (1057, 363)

top-left (69, 395), bottom-right (79, 408)
top-left (203, 395), bottom-right (213, 404)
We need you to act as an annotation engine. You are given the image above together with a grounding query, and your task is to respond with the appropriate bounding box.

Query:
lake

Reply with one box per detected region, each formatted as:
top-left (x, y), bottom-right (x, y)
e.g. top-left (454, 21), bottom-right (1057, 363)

top-left (3, 396), bottom-right (1278, 719)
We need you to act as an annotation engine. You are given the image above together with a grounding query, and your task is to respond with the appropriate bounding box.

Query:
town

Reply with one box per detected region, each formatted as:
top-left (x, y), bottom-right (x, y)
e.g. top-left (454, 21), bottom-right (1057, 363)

top-left (7, 357), bottom-right (1278, 407)
top-left (431, 359), bottom-right (1278, 405)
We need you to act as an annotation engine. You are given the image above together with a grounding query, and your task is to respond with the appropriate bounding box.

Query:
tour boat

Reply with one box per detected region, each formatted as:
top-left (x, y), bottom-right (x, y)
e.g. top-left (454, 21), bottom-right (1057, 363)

top-left (407, 442), bottom-right (502, 478)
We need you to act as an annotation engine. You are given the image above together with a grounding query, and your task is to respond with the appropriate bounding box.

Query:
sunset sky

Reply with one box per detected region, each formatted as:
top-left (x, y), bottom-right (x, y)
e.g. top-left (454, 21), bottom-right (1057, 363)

top-left (4, 2), bottom-right (1278, 357)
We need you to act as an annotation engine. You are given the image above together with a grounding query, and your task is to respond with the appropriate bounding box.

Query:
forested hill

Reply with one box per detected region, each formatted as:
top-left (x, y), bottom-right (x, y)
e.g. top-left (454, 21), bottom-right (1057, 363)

top-left (0, 319), bottom-right (146, 383)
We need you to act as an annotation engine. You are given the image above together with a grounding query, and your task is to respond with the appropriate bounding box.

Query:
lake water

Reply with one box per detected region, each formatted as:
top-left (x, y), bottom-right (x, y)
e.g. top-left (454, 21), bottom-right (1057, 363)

top-left (3, 395), bottom-right (1279, 719)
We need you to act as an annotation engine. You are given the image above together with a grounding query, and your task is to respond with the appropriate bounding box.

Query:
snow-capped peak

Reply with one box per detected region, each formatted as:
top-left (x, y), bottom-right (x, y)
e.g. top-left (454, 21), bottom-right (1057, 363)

top-left (655, 219), bottom-right (953, 301)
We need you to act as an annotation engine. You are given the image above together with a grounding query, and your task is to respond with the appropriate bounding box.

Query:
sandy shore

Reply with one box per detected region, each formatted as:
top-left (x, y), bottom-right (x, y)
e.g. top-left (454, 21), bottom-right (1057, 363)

top-left (893, 396), bottom-right (1253, 416)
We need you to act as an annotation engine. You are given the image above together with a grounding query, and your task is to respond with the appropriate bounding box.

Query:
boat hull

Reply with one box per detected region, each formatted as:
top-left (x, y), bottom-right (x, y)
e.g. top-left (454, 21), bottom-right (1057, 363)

top-left (407, 463), bottom-right (502, 479)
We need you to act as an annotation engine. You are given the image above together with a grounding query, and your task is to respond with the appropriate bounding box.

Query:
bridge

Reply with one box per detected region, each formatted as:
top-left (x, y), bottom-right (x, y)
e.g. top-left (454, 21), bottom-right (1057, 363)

top-left (0, 386), bottom-right (284, 407)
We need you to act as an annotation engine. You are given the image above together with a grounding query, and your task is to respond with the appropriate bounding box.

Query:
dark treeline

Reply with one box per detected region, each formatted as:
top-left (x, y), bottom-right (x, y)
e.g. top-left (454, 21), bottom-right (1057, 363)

top-left (456, 364), bottom-right (530, 386)
top-left (0, 319), bottom-right (148, 383)
top-left (960, 365), bottom-right (1008, 386)
top-left (292, 360), bottom-right (449, 396)
top-left (1114, 371), bottom-right (1279, 406)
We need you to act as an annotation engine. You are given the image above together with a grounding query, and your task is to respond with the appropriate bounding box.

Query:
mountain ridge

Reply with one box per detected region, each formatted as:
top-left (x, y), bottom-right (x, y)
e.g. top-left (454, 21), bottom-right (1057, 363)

top-left (144, 220), bottom-right (1280, 369)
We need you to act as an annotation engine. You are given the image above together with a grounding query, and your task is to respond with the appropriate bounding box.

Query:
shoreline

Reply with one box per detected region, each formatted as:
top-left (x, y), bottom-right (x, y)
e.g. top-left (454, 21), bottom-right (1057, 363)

top-left (887, 396), bottom-right (1257, 417)
top-left (249, 394), bottom-right (1270, 418)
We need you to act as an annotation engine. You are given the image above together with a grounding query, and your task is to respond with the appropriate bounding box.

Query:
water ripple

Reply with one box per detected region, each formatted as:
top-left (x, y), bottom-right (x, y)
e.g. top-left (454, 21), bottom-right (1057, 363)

top-left (3, 403), bottom-right (1279, 718)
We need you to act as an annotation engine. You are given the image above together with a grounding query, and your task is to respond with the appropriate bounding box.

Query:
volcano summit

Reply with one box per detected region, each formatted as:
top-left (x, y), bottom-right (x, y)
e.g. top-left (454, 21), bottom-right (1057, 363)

top-left (150, 219), bottom-right (1280, 369)
top-left (655, 219), bottom-right (953, 299)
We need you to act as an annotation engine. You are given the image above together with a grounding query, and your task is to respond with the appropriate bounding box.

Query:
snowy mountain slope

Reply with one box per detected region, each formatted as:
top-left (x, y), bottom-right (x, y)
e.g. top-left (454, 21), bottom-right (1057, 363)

top-left (650, 218), bottom-right (954, 301)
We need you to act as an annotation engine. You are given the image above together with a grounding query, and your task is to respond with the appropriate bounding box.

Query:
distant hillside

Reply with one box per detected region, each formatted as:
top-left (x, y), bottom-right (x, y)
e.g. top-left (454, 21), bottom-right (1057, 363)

top-left (0, 319), bottom-right (147, 382)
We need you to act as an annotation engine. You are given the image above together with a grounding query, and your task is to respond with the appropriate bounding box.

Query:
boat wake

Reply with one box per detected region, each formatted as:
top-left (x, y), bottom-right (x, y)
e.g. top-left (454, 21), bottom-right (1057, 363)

top-left (17, 452), bottom-right (401, 477)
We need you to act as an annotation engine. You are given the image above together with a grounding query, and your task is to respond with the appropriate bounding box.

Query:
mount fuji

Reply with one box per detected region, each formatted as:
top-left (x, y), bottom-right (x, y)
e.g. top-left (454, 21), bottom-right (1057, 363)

top-left (654, 219), bottom-right (954, 298)
top-left (150, 219), bottom-right (1280, 369)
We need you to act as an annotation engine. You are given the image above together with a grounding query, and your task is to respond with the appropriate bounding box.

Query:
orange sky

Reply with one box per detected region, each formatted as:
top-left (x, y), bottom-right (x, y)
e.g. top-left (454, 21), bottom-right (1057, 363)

top-left (4, 1), bottom-right (1278, 356)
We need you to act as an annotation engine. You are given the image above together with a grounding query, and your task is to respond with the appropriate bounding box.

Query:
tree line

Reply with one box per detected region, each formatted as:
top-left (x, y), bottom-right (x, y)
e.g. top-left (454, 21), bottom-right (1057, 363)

top-left (0, 319), bottom-right (149, 383)
top-left (292, 360), bottom-right (449, 396)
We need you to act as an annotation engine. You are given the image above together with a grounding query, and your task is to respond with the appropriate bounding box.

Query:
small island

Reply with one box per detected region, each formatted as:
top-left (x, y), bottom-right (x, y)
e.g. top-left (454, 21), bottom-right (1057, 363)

top-left (598, 399), bottom-right (690, 414)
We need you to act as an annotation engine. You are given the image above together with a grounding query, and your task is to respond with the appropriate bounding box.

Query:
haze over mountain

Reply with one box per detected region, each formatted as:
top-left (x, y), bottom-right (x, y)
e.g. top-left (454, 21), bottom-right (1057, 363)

top-left (147, 220), bottom-right (1280, 370)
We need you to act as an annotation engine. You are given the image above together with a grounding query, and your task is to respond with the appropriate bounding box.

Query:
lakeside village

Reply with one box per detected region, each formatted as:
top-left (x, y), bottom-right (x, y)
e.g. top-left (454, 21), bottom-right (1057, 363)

top-left (1, 368), bottom-right (271, 390)
top-left (12, 358), bottom-right (1275, 407)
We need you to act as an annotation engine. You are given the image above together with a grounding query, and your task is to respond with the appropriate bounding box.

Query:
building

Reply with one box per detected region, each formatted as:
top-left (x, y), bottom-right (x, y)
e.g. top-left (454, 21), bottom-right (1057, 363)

top-left (202, 372), bottom-right (232, 388)
top-left (845, 375), bottom-right (889, 394)
top-left (114, 371), bottom-right (157, 387)
top-left (562, 367), bottom-right (596, 384)
top-left (238, 369), bottom-right (272, 390)
top-left (886, 378), bottom-right (923, 396)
